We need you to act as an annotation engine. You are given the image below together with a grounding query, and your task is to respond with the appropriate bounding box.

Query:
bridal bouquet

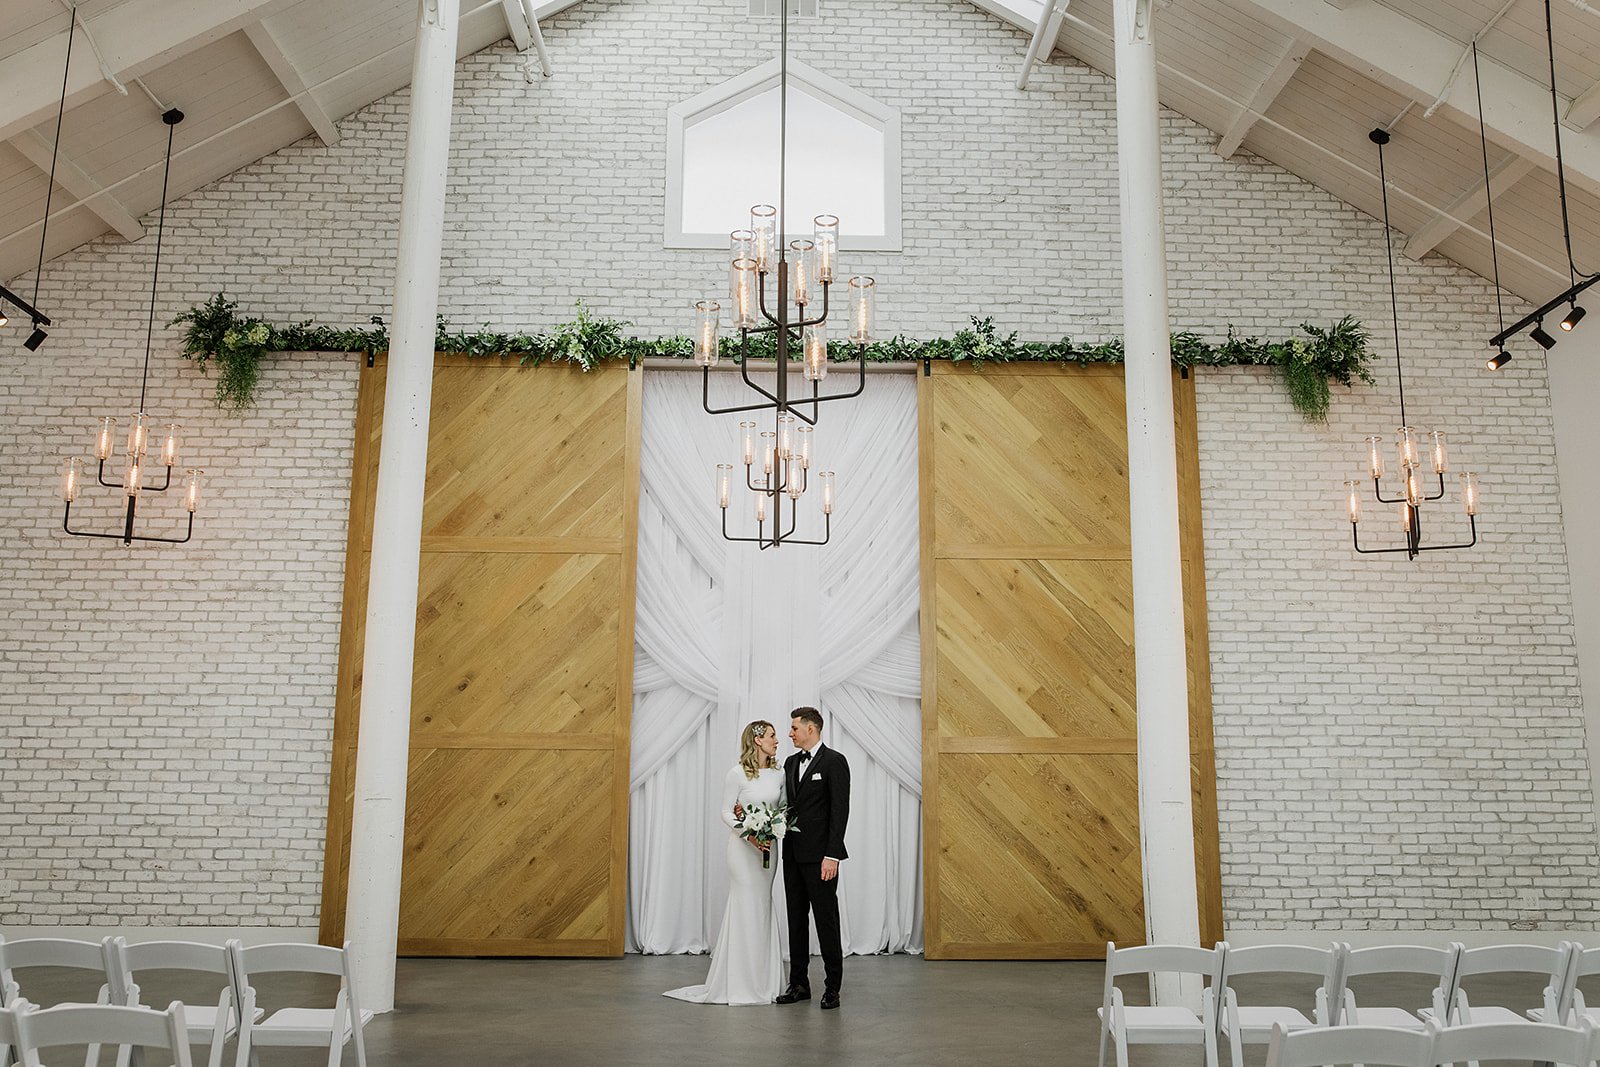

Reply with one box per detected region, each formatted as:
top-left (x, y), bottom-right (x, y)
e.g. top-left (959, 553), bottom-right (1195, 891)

top-left (735, 802), bottom-right (794, 869)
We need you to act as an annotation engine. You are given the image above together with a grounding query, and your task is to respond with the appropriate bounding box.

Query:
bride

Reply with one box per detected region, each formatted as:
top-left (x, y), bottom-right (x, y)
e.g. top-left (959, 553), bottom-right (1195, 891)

top-left (663, 720), bottom-right (785, 1005)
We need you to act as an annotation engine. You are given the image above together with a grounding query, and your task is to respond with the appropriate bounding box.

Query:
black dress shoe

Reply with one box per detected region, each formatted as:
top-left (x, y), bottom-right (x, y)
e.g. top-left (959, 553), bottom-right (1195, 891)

top-left (820, 991), bottom-right (840, 1010)
top-left (775, 985), bottom-right (811, 1004)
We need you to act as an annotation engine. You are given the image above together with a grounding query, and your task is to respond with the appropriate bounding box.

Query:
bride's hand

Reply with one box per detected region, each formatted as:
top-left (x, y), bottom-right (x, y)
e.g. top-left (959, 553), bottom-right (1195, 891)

top-left (745, 834), bottom-right (769, 852)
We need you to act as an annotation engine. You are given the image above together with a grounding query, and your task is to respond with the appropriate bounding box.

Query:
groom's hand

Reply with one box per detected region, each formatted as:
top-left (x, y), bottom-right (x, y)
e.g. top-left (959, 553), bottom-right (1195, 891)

top-left (820, 858), bottom-right (839, 881)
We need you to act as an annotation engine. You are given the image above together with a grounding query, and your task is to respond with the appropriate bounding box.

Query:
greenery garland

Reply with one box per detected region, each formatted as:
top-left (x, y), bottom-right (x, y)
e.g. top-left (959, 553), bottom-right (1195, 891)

top-left (172, 293), bottom-right (1373, 421)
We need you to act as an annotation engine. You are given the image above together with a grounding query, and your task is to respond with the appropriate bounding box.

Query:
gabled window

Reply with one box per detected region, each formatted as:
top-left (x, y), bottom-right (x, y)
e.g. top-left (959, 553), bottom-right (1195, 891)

top-left (666, 59), bottom-right (902, 251)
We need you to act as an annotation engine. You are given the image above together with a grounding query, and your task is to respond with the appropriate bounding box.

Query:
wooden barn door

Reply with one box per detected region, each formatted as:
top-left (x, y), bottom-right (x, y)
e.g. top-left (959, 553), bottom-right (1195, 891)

top-left (918, 362), bottom-right (1221, 959)
top-left (321, 356), bottom-right (640, 956)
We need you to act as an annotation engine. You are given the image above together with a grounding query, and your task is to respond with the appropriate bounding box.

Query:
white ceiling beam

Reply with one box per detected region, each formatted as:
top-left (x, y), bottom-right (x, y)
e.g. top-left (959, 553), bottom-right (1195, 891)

top-left (1404, 152), bottom-right (1535, 260)
top-left (1215, 36), bottom-right (1309, 158)
top-left (0, 0), bottom-right (300, 145)
top-left (1227, 0), bottom-right (1600, 197)
top-left (1017, 0), bottom-right (1069, 90)
top-left (500, 0), bottom-right (534, 51)
top-left (1567, 78), bottom-right (1600, 132)
top-left (9, 128), bottom-right (145, 243)
top-left (243, 21), bottom-right (339, 147)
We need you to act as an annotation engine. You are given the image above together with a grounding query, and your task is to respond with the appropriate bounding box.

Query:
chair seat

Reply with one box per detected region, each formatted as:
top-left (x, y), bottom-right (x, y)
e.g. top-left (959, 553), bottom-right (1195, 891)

top-left (1421, 1004), bottom-right (1526, 1026)
top-left (1098, 1004), bottom-right (1206, 1043)
top-left (1528, 1006), bottom-right (1600, 1024)
top-left (1231, 1005), bottom-right (1315, 1040)
top-left (1345, 1006), bottom-right (1425, 1029)
top-left (249, 1006), bottom-right (374, 1045)
top-left (177, 1003), bottom-right (263, 1037)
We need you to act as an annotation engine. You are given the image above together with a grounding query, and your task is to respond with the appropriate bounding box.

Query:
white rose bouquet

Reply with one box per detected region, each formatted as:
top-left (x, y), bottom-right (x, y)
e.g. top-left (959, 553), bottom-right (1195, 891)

top-left (734, 801), bottom-right (794, 869)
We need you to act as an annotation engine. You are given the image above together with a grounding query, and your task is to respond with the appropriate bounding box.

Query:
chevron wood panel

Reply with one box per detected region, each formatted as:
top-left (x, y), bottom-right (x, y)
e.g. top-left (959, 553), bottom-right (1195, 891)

top-left (931, 365), bottom-right (1132, 548)
top-left (320, 357), bottom-right (639, 957)
top-left (398, 747), bottom-right (613, 947)
top-left (936, 752), bottom-right (1144, 948)
top-left (921, 362), bottom-right (1222, 959)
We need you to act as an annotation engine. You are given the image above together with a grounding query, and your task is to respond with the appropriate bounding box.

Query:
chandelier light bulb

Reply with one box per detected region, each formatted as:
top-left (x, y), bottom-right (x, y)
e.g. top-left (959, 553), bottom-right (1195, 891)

top-left (716, 463), bottom-right (733, 510)
top-left (96, 416), bottom-right (117, 462)
top-left (755, 491), bottom-right (767, 524)
top-left (739, 421), bottom-right (757, 467)
top-left (1460, 471), bottom-right (1479, 516)
top-left (786, 459), bottom-right (803, 500)
top-left (730, 228), bottom-right (754, 265)
top-left (729, 258), bottom-right (759, 330)
top-left (1396, 426), bottom-right (1420, 472)
top-left (790, 240), bottom-right (815, 308)
top-left (813, 215), bottom-right (838, 283)
top-left (1399, 500), bottom-right (1412, 531)
top-left (804, 323), bottom-right (828, 381)
top-left (750, 205), bottom-right (777, 273)
top-left (1429, 430), bottom-right (1447, 475)
top-left (760, 431), bottom-right (775, 476)
top-left (184, 469), bottom-right (204, 513)
top-left (160, 423), bottom-right (180, 468)
top-left (125, 458), bottom-right (142, 499)
top-left (62, 457), bottom-right (82, 503)
top-left (1364, 435), bottom-right (1385, 480)
top-left (776, 415), bottom-right (795, 460)
top-left (795, 425), bottom-right (813, 469)
top-left (848, 276), bottom-right (875, 345)
top-left (694, 300), bottom-right (721, 367)
top-left (819, 471), bottom-right (835, 516)
top-left (0, 311), bottom-right (8, 327)
top-left (127, 411), bottom-right (150, 459)
top-left (1344, 480), bottom-right (1361, 524)
top-left (1404, 467), bottom-right (1423, 508)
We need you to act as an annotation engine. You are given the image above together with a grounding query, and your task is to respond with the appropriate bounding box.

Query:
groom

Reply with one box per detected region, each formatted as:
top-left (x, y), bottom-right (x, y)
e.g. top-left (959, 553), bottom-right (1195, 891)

top-left (779, 706), bottom-right (849, 1010)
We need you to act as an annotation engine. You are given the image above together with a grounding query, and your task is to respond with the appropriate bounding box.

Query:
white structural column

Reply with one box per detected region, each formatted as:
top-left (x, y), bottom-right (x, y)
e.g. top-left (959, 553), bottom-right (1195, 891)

top-left (1112, 0), bottom-right (1202, 1006)
top-left (343, 0), bottom-right (460, 1015)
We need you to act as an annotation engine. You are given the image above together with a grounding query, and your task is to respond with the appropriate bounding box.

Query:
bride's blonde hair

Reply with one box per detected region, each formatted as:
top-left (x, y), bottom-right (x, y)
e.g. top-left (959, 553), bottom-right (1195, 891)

top-left (739, 721), bottom-right (777, 779)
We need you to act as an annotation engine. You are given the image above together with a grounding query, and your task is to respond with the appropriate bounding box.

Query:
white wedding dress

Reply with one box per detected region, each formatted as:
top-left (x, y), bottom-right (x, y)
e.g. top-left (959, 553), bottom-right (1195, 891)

top-left (663, 764), bottom-right (784, 1005)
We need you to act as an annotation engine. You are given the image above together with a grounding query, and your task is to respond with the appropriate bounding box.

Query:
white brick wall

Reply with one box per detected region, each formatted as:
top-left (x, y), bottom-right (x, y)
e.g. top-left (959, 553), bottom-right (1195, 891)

top-left (1, 0), bottom-right (1592, 930)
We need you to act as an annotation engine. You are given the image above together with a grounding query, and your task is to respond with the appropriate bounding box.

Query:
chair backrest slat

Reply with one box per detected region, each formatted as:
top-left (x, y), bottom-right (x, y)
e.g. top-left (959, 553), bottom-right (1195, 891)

top-left (1222, 943), bottom-right (1338, 979)
top-left (121, 940), bottom-right (231, 978)
top-left (1455, 943), bottom-right (1567, 980)
top-left (1428, 1021), bottom-right (1592, 1064)
top-left (15, 1002), bottom-right (180, 1050)
top-left (0, 938), bottom-right (108, 973)
top-left (236, 943), bottom-right (346, 979)
top-left (1268, 1023), bottom-right (1431, 1067)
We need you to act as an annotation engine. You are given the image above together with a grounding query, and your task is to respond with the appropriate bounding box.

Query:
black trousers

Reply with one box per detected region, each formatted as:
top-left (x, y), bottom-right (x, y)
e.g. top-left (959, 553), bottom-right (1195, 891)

top-left (783, 858), bottom-right (842, 994)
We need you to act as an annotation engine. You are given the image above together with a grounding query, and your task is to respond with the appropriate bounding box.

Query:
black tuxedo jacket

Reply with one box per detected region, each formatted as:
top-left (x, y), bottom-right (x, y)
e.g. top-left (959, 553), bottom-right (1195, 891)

top-left (784, 744), bottom-right (849, 864)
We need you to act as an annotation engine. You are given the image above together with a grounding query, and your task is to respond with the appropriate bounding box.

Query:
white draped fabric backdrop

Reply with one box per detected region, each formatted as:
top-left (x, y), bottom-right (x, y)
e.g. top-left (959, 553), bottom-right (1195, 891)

top-left (626, 368), bottom-right (923, 957)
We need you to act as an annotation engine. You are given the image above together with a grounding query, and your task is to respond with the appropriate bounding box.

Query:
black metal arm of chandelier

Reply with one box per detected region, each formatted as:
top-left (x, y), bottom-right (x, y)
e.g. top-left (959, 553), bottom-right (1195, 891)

top-left (62, 107), bottom-right (203, 547)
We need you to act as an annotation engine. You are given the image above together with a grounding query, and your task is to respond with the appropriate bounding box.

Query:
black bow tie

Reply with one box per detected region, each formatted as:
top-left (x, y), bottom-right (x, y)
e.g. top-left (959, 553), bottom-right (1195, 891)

top-left (798, 750), bottom-right (812, 763)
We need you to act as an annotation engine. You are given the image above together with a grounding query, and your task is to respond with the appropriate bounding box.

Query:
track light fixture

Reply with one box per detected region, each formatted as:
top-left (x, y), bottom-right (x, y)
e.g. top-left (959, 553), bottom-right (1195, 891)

top-left (1486, 350), bottom-right (1512, 370)
top-left (1560, 305), bottom-right (1585, 331)
top-left (1530, 323), bottom-right (1557, 350)
top-left (24, 323), bottom-right (47, 351)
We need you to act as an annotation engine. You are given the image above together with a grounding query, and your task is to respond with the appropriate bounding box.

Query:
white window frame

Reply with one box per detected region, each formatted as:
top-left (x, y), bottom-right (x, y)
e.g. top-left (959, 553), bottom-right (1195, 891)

top-left (664, 59), bottom-right (903, 252)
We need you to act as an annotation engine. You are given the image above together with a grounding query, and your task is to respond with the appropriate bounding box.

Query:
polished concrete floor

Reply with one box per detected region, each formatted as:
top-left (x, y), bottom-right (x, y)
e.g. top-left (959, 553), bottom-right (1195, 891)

top-left (18, 953), bottom-right (1554, 1066)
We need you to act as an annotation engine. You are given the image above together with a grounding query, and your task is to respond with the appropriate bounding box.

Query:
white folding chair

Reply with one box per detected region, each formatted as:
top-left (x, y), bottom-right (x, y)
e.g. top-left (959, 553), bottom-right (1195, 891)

top-left (1427, 1019), bottom-right (1595, 1066)
top-left (0, 936), bottom-right (125, 1067)
top-left (1532, 944), bottom-right (1600, 1028)
top-left (230, 941), bottom-right (370, 1067)
top-left (1267, 1022), bottom-right (1433, 1066)
top-left (1334, 944), bottom-right (1461, 1031)
top-left (13, 1002), bottom-right (192, 1067)
top-left (1097, 941), bottom-right (1224, 1067)
top-left (1216, 942), bottom-right (1342, 1067)
top-left (116, 939), bottom-right (261, 1067)
top-left (1421, 942), bottom-right (1571, 1028)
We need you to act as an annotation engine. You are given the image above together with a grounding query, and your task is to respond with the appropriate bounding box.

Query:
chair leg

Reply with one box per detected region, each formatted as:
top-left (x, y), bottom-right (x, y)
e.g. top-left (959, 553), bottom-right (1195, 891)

top-left (1114, 1032), bottom-right (1130, 1067)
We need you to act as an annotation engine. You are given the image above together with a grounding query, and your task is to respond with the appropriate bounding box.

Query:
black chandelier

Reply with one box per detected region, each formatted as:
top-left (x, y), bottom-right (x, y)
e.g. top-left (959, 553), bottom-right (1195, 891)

top-left (62, 108), bottom-right (203, 546)
top-left (694, 0), bottom-right (877, 550)
top-left (1343, 127), bottom-right (1480, 561)
top-left (1484, 0), bottom-right (1597, 364)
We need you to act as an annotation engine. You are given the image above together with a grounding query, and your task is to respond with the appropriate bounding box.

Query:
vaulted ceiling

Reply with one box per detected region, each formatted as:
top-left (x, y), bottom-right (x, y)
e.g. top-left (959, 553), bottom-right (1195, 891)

top-left (1, 0), bottom-right (1596, 310)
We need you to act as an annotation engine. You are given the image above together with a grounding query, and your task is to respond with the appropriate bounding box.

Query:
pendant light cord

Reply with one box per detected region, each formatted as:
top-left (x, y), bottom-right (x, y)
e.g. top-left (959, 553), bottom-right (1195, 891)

top-left (1545, 0), bottom-right (1595, 283)
top-left (33, 7), bottom-right (78, 312)
top-left (1375, 134), bottom-right (1408, 427)
top-left (777, 0), bottom-right (787, 270)
top-left (140, 114), bottom-right (178, 412)
top-left (1472, 42), bottom-right (1509, 338)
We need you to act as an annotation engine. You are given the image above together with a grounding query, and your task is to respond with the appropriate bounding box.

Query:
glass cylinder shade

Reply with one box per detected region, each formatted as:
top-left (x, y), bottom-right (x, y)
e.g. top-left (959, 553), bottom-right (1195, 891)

top-left (739, 420), bottom-right (757, 466)
top-left (124, 458), bottom-right (142, 499)
top-left (790, 240), bottom-right (815, 308)
top-left (1399, 500), bottom-right (1412, 531)
top-left (795, 424), bottom-right (813, 469)
top-left (1429, 430), bottom-right (1447, 475)
top-left (755, 490), bottom-right (768, 524)
top-left (184, 469), bottom-right (203, 513)
top-left (95, 416), bottom-right (117, 461)
top-left (848, 277), bottom-right (875, 345)
top-left (1404, 467), bottom-right (1423, 507)
top-left (1344, 479), bottom-right (1361, 524)
top-left (1396, 426), bottom-right (1420, 471)
top-left (760, 431), bottom-right (776, 476)
top-left (62, 457), bottom-right (82, 503)
top-left (750, 205), bottom-right (777, 272)
top-left (786, 457), bottom-right (803, 500)
top-left (730, 228), bottom-right (754, 265)
top-left (813, 215), bottom-right (839, 283)
top-left (716, 463), bottom-right (733, 510)
top-left (127, 411), bottom-right (150, 459)
top-left (776, 415), bottom-right (795, 460)
top-left (804, 323), bottom-right (828, 381)
top-left (160, 424), bottom-right (180, 467)
top-left (819, 470), bottom-right (836, 515)
top-left (1364, 435), bottom-right (1385, 480)
top-left (694, 300), bottom-right (720, 367)
top-left (1461, 471), bottom-right (1480, 516)
top-left (729, 258), bottom-right (759, 330)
